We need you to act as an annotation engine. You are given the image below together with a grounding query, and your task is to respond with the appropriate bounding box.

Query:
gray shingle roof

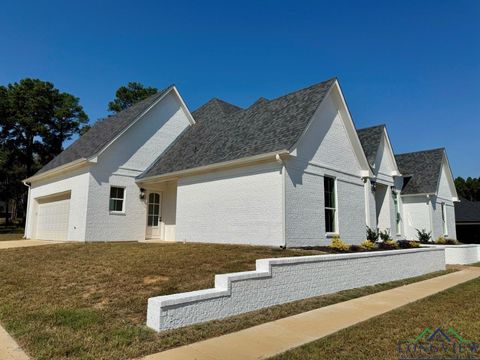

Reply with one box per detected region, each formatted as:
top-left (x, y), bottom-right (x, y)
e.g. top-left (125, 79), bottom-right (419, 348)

top-left (395, 148), bottom-right (445, 195)
top-left (139, 78), bottom-right (336, 179)
top-left (455, 198), bottom-right (480, 222)
top-left (356, 125), bottom-right (385, 168)
top-left (35, 86), bottom-right (172, 175)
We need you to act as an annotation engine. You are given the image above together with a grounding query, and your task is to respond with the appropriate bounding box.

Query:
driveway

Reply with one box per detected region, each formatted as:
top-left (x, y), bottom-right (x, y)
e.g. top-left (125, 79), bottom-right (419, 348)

top-left (0, 240), bottom-right (62, 250)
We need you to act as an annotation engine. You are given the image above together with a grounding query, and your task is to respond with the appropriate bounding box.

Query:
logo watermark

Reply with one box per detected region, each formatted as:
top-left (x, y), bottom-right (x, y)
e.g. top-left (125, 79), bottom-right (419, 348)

top-left (398, 327), bottom-right (479, 360)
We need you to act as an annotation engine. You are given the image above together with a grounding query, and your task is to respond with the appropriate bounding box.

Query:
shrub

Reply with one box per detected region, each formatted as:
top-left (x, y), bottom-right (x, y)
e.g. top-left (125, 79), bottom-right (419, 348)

top-left (436, 236), bottom-right (446, 245)
top-left (360, 240), bottom-right (376, 250)
top-left (416, 229), bottom-right (432, 243)
top-left (329, 235), bottom-right (349, 252)
top-left (409, 241), bottom-right (421, 248)
top-left (445, 238), bottom-right (458, 245)
top-left (379, 229), bottom-right (391, 242)
top-left (379, 239), bottom-right (398, 250)
top-left (366, 227), bottom-right (379, 243)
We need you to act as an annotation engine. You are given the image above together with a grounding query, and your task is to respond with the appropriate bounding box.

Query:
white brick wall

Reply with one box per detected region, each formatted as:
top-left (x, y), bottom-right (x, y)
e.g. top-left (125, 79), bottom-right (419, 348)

top-left (175, 162), bottom-right (284, 246)
top-left (422, 244), bottom-right (480, 264)
top-left (147, 248), bottom-right (445, 332)
top-left (84, 93), bottom-right (190, 241)
top-left (284, 91), bottom-right (366, 247)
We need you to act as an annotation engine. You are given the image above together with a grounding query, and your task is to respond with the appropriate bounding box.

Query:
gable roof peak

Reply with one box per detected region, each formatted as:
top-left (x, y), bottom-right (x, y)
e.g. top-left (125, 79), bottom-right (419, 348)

top-left (395, 148), bottom-right (446, 195)
top-left (34, 85), bottom-right (174, 176)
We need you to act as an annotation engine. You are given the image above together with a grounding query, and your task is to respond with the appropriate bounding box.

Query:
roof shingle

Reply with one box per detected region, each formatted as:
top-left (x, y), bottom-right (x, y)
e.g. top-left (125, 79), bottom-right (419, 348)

top-left (139, 78), bottom-right (336, 179)
top-left (395, 148), bottom-right (445, 195)
top-left (455, 198), bottom-right (480, 222)
top-left (356, 125), bottom-right (385, 168)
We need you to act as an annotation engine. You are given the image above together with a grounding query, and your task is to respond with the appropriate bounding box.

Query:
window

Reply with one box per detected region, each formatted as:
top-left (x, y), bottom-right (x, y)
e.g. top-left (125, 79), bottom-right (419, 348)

top-left (147, 193), bottom-right (161, 226)
top-left (324, 176), bottom-right (337, 233)
top-left (441, 203), bottom-right (448, 235)
top-left (393, 190), bottom-right (401, 234)
top-left (109, 186), bottom-right (125, 212)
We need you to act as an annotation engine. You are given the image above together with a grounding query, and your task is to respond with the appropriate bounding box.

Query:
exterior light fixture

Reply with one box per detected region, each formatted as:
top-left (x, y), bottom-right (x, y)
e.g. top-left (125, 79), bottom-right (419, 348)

top-left (139, 188), bottom-right (146, 199)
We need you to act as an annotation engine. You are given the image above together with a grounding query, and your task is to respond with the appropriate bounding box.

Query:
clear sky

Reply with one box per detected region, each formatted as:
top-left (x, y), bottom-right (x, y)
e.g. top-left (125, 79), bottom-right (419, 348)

top-left (0, 0), bottom-right (478, 177)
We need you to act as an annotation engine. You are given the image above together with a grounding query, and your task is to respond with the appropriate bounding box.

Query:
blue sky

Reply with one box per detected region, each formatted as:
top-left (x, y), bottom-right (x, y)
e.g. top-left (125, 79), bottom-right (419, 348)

top-left (0, 0), bottom-right (478, 177)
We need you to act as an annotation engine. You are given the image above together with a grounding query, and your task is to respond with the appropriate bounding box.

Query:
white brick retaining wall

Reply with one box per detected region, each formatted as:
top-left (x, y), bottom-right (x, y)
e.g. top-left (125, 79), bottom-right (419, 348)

top-left (147, 248), bottom-right (445, 332)
top-left (422, 244), bottom-right (480, 264)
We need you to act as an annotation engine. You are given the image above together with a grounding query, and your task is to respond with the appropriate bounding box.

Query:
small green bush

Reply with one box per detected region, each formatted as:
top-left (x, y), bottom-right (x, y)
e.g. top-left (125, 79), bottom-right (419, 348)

top-left (416, 228), bottom-right (432, 243)
top-left (409, 241), bottom-right (421, 248)
top-left (329, 235), bottom-right (349, 252)
top-left (366, 227), bottom-right (379, 243)
top-left (361, 240), bottom-right (376, 250)
top-left (436, 236), bottom-right (446, 244)
top-left (379, 229), bottom-right (391, 242)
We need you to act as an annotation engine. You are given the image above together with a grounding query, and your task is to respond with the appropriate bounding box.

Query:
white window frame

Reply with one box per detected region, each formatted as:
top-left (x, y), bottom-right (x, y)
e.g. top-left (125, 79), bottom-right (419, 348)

top-left (324, 175), bottom-right (338, 235)
top-left (441, 202), bottom-right (448, 236)
top-left (109, 186), bottom-right (126, 214)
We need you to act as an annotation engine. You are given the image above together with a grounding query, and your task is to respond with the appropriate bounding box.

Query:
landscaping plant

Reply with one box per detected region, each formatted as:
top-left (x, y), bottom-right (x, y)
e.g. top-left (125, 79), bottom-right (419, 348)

top-left (360, 240), bottom-right (376, 251)
top-left (379, 229), bottom-right (391, 242)
top-left (436, 236), bottom-right (447, 244)
top-left (416, 228), bottom-right (432, 243)
top-left (329, 235), bottom-right (350, 252)
top-left (366, 226), bottom-right (379, 243)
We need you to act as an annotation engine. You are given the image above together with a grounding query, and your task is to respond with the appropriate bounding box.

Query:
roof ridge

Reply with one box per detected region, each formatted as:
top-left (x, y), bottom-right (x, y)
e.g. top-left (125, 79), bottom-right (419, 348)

top-left (266, 77), bottom-right (337, 104)
top-left (357, 124), bottom-right (386, 131)
top-left (395, 147), bottom-right (445, 157)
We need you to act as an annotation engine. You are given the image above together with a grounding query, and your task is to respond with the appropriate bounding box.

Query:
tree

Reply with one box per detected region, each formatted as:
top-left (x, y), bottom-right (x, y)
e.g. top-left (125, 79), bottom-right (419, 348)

top-left (0, 78), bottom-right (88, 224)
top-left (455, 176), bottom-right (480, 201)
top-left (108, 82), bottom-right (157, 113)
top-left (0, 79), bottom-right (88, 176)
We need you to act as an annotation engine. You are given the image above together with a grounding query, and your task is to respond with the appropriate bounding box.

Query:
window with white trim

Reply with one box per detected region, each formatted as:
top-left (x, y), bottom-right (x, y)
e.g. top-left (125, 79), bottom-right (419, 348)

top-left (441, 202), bottom-right (448, 235)
top-left (109, 186), bottom-right (125, 212)
top-left (324, 176), bottom-right (337, 233)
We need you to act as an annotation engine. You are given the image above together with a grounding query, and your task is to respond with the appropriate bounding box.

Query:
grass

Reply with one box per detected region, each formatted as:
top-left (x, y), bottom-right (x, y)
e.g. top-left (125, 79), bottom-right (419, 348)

top-left (272, 277), bottom-right (480, 360)
top-left (0, 242), bottom-right (452, 360)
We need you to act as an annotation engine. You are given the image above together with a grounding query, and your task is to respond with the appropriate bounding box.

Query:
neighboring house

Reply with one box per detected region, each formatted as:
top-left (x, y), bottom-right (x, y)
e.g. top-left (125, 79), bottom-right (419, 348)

top-left (23, 78), bottom-right (457, 245)
top-left (455, 198), bottom-right (480, 243)
top-left (395, 149), bottom-right (458, 241)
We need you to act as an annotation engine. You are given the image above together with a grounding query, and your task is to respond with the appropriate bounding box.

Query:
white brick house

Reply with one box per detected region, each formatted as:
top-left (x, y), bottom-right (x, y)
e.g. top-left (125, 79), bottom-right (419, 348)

top-left (23, 78), bottom-right (458, 245)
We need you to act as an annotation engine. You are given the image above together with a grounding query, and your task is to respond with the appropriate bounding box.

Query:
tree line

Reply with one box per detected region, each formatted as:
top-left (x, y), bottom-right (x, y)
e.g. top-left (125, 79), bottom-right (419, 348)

top-left (455, 177), bottom-right (480, 201)
top-left (0, 80), bottom-right (157, 225)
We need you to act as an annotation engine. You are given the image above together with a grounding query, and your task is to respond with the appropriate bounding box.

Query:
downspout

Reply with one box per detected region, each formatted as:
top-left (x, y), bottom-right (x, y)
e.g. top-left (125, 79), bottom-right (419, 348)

top-left (22, 181), bottom-right (31, 239)
top-left (276, 153), bottom-right (287, 249)
top-left (427, 194), bottom-right (434, 237)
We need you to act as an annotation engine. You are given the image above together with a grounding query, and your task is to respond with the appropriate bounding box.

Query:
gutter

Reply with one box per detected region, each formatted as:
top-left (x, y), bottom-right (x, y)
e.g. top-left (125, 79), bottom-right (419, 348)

top-left (137, 150), bottom-right (290, 183)
top-left (23, 158), bottom-right (92, 183)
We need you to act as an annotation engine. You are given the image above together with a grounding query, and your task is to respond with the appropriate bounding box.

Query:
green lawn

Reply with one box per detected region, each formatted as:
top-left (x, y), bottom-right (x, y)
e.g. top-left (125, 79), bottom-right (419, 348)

top-left (0, 242), bottom-right (452, 360)
top-left (272, 277), bottom-right (480, 360)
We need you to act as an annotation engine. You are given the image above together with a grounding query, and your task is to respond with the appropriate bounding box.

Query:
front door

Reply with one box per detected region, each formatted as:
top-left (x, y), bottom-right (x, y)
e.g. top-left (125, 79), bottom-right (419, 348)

top-left (146, 192), bottom-right (162, 239)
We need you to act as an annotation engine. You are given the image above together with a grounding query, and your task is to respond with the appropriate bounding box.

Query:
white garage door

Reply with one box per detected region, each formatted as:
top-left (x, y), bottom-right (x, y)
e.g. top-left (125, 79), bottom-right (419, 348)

top-left (35, 192), bottom-right (71, 241)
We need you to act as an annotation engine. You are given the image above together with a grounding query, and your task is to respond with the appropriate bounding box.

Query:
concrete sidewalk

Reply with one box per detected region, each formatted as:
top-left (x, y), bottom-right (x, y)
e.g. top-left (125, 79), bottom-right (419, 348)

top-left (143, 267), bottom-right (480, 360)
top-left (0, 324), bottom-right (28, 360)
top-left (0, 240), bottom-right (62, 250)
